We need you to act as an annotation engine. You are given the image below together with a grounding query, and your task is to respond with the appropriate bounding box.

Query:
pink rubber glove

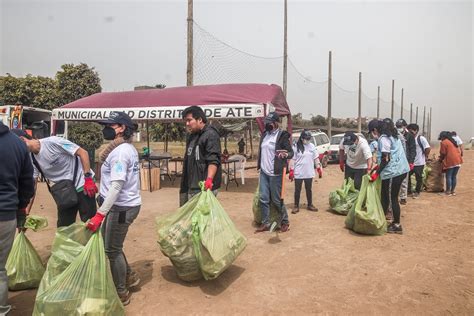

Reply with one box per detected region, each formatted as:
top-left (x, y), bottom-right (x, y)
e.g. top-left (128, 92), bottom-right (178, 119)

top-left (339, 161), bottom-right (345, 172)
top-left (83, 177), bottom-right (98, 198)
top-left (204, 177), bottom-right (213, 190)
top-left (289, 169), bottom-right (294, 182)
top-left (409, 163), bottom-right (414, 171)
top-left (86, 212), bottom-right (105, 232)
top-left (317, 167), bottom-right (323, 178)
top-left (369, 173), bottom-right (379, 182)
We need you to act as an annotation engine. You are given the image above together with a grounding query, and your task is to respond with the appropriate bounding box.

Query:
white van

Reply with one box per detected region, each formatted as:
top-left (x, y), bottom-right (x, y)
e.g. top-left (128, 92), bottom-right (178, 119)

top-left (0, 105), bottom-right (52, 138)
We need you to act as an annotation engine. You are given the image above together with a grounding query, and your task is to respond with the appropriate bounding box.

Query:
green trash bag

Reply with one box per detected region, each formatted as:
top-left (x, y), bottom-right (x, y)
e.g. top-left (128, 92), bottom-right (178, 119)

top-left (329, 178), bottom-right (359, 215)
top-left (345, 175), bottom-right (387, 235)
top-left (24, 215), bottom-right (48, 232)
top-left (33, 230), bottom-right (124, 316)
top-left (156, 186), bottom-right (247, 281)
top-left (252, 183), bottom-right (281, 227)
top-left (6, 232), bottom-right (45, 291)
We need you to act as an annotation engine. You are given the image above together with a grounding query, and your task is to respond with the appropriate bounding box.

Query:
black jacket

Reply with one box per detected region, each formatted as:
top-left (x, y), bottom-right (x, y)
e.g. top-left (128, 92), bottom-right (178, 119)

top-left (180, 125), bottom-right (222, 193)
top-left (0, 122), bottom-right (35, 221)
top-left (404, 131), bottom-right (416, 164)
top-left (257, 129), bottom-right (294, 175)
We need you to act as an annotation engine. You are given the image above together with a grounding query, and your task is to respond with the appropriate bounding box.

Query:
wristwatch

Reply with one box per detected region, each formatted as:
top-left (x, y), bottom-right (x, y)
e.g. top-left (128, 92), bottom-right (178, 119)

top-left (84, 172), bottom-right (93, 178)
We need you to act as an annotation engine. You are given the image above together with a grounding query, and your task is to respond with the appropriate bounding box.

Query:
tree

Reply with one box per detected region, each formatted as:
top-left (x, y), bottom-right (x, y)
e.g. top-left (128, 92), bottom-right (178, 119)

top-left (67, 122), bottom-right (103, 151)
top-left (0, 74), bottom-right (59, 109)
top-left (149, 122), bottom-right (186, 142)
top-left (311, 115), bottom-right (327, 126)
top-left (56, 63), bottom-right (101, 105)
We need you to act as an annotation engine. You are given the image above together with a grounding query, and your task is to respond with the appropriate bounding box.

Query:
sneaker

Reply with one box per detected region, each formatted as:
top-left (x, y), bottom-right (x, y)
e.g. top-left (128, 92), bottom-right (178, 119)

top-left (255, 224), bottom-right (270, 233)
top-left (307, 205), bottom-right (318, 212)
top-left (400, 199), bottom-right (407, 205)
top-left (291, 207), bottom-right (299, 214)
top-left (280, 223), bottom-right (290, 233)
top-left (126, 271), bottom-right (140, 289)
top-left (387, 223), bottom-right (403, 234)
top-left (118, 290), bottom-right (131, 306)
top-left (451, 192), bottom-right (456, 196)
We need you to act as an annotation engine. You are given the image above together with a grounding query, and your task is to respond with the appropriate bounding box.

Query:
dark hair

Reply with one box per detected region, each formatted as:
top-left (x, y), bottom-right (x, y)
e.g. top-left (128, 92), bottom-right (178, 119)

top-left (379, 118), bottom-right (398, 139)
top-left (182, 106), bottom-right (207, 124)
top-left (439, 131), bottom-right (458, 148)
top-left (451, 131), bottom-right (457, 136)
top-left (407, 123), bottom-right (419, 132)
top-left (122, 123), bottom-right (138, 140)
top-left (296, 130), bottom-right (312, 153)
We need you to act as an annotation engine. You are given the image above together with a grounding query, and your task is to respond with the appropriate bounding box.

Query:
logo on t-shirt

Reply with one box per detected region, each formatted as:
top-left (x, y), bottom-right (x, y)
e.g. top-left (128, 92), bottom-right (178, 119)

top-left (62, 143), bottom-right (75, 151)
top-left (114, 161), bottom-right (124, 173)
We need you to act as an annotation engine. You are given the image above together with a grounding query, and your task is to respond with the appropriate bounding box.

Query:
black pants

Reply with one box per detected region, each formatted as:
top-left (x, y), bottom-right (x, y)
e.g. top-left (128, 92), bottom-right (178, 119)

top-left (294, 178), bottom-right (312, 207)
top-left (408, 165), bottom-right (424, 194)
top-left (344, 165), bottom-right (367, 190)
top-left (381, 173), bottom-right (407, 224)
top-left (57, 191), bottom-right (97, 227)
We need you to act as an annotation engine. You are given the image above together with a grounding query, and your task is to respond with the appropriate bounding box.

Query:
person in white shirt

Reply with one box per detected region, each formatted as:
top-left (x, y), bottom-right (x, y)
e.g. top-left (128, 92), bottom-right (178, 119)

top-left (289, 130), bottom-right (322, 214)
top-left (86, 111), bottom-right (141, 306)
top-left (338, 132), bottom-right (372, 190)
top-left (407, 124), bottom-right (431, 198)
top-left (451, 131), bottom-right (464, 157)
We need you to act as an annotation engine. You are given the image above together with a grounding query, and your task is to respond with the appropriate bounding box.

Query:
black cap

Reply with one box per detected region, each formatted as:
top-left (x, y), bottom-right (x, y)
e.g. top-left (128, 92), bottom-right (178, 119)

top-left (343, 132), bottom-right (358, 145)
top-left (396, 118), bottom-right (407, 128)
top-left (264, 112), bottom-right (280, 124)
top-left (368, 119), bottom-right (381, 132)
top-left (300, 130), bottom-right (312, 140)
top-left (99, 111), bottom-right (136, 130)
top-left (10, 128), bottom-right (32, 140)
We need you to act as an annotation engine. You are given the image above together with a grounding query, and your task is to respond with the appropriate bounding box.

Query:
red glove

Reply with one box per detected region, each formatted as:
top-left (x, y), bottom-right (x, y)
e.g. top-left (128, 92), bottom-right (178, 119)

top-left (83, 177), bottom-right (98, 198)
top-left (86, 212), bottom-right (105, 232)
top-left (339, 161), bottom-right (345, 172)
top-left (204, 177), bottom-right (213, 190)
top-left (409, 163), bottom-right (414, 171)
top-left (317, 167), bottom-right (323, 178)
top-left (289, 169), bottom-right (294, 181)
top-left (369, 173), bottom-right (379, 182)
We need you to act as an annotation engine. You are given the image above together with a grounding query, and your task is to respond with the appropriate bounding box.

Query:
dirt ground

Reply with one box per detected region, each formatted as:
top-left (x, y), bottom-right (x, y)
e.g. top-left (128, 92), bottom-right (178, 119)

top-left (8, 150), bottom-right (474, 315)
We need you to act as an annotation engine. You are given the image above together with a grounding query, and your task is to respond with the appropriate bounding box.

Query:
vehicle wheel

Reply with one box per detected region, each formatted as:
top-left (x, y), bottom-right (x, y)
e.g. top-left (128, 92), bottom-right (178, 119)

top-left (322, 155), bottom-right (329, 168)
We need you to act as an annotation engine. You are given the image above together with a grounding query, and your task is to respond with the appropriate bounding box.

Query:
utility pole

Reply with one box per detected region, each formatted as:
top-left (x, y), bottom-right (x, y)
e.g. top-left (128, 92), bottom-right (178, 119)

top-left (400, 88), bottom-right (404, 119)
top-left (391, 80), bottom-right (395, 120)
top-left (377, 86), bottom-right (380, 119)
top-left (186, 0), bottom-right (193, 86)
top-left (416, 106), bottom-right (419, 124)
top-left (410, 103), bottom-right (413, 123)
top-left (282, 0), bottom-right (288, 97)
top-left (358, 72), bottom-right (362, 133)
top-left (422, 106), bottom-right (426, 135)
top-left (429, 107), bottom-right (433, 142)
top-left (327, 51), bottom-right (332, 137)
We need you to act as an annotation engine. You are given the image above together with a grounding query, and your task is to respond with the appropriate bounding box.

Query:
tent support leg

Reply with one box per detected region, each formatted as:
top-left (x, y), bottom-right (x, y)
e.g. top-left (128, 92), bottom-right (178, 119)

top-left (147, 121), bottom-right (152, 192)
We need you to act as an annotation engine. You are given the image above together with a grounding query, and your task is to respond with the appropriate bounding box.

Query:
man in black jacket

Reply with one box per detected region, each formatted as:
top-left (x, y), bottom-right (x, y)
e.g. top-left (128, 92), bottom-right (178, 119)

top-left (180, 106), bottom-right (222, 206)
top-left (396, 119), bottom-right (416, 204)
top-left (255, 112), bottom-right (294, 233)
top-left (0, 122), bottom-right (35, 315)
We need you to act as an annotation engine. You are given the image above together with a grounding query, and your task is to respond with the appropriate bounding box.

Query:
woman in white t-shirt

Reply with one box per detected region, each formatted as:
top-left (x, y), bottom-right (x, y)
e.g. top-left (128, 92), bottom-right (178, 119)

top-left (289, 130), bottom-right (322, 214)
top-left (86, 112), bottom-right (141, 306)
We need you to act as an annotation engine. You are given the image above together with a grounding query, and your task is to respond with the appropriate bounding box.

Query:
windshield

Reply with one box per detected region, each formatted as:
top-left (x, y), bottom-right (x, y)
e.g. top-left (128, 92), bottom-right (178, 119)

top-left (330, 136), bottom-right (343, 145)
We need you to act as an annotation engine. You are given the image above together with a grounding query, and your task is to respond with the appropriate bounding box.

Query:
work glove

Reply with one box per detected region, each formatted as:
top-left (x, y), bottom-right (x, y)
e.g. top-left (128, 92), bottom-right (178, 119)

top-left (16, 208), bottom-right (27, 232)
top-left (369, 173), bottom-right (379, 182)
top-left (86, 212), bottom-right (105, 232)
top-left (204, 177), bottom-right (213, 190)
top-left (83, 177), bottom-right (98, 198)
top-left (409, 163), bottom-right (414, 171)
top-left (339, 161), bottom-right (345, 172)
top-left (316, 167), bottom-right (323, 178)
top-left (289, 169), bottom-right (294, 181)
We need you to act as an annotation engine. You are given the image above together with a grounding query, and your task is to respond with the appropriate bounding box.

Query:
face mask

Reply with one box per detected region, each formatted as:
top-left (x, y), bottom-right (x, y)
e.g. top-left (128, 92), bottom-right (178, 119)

top-left (397, 128), bottom-right (404, 133)
top-left (302, 139), bottom-right (310, 145)
top-left (102, 126), bottom-right (116, 140)
top-left (265, 123), bottom-right (274, 132)
top-left (349, 144), bottom-right (357, 150)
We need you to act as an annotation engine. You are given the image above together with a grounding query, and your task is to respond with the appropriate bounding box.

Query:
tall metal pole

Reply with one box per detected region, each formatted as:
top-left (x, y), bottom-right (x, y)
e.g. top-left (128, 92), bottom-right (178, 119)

top-left (400, 88), bottom-right (404, 119)
top-left (327, 51), bottom-right (332, 137)
top-left (391, 79), bottom-right (395, 120)
top-left (186, 0), bottom-right (193, 86)
top-left (416, 106), bottom-right (419, 124)
top-left (377, 86), bottom-right (380, 119)
top-left (429, 107), bottom-right (433, 142)
top-left (282, 0), bottom-right (288, 97)
top-left (410, 103), bottom-right (413, 123)
top-left (358, 72), bottom-right (362, 133)
top-left (422, 106), bottom-right (426, 135)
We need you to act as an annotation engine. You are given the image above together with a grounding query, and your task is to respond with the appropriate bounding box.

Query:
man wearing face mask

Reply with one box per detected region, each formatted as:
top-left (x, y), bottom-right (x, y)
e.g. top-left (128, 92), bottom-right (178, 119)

top-left (255, 112), bottom-right (293, 233)
top-left (11, 129), bottom-right (98, 227)
top-left (338, 131), bottom-right (372, 190)
top-left (86, 111), bottom-right (141, 305)
top-left (395, 119), bottom-right (416, 205)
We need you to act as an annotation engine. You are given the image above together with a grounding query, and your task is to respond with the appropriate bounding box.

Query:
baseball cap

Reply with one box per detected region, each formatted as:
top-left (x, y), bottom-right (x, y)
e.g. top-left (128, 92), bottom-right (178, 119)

top-left (342, 132), bottom-right (357, 145)
top-left (395, 118), bottom-right (407, 128)
top-left (99, 111), bottom-right (136, 130)
top-left (368, 119), bottom-right (381, 132)
top-left (264, 112), bottom-right (280, 124)
top-left (300, 130), bottom-right (312, 140)
top-left (11, 128), bottom-right (32, 140)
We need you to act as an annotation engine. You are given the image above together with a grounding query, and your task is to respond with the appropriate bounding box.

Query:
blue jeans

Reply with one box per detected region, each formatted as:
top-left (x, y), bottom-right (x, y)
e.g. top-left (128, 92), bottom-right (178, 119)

top-left (259, 172), bottom-right (289, 226)
top-left (445, 166), bottom-right (460, 193)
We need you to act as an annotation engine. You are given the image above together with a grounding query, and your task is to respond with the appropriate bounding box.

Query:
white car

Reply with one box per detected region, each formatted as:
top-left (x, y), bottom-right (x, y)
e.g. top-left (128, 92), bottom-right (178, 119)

top-left (328, 132), bottom-right (365, 163)
top-left (292, 130), bottom-right (331, 167)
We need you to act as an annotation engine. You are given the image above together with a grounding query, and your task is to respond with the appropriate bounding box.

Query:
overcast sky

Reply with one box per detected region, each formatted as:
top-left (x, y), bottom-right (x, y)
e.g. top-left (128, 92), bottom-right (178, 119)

top-left (1, 0), bottom-right (472, 139)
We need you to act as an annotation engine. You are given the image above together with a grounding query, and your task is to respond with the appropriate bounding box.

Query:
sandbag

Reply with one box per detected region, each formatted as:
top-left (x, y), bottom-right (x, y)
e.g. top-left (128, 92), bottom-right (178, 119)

top-left (425, 160), bottom-right (444, 192)
top-left (6, 232), bottom-right (45, 291)
top-left (252, 183), bottom-right (281, 227)
top-left (156, 188), bottom-right (247, 281)
top-left (345, 175), bottom-right (387, 235)
top-left (33, 230), bottom-right (124, 316)
top-left (329, 178), bottom-right (359, 215)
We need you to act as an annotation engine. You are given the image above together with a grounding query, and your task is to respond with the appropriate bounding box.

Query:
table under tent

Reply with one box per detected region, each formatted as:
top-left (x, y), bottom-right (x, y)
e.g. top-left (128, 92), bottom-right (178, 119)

top-left (51, 83), bottom-right (292, 192)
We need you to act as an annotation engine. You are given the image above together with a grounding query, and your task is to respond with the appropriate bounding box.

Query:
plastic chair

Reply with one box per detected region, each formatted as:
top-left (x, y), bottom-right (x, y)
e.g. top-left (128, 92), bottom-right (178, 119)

top-left (224, 155), bottom-right (246, 185)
